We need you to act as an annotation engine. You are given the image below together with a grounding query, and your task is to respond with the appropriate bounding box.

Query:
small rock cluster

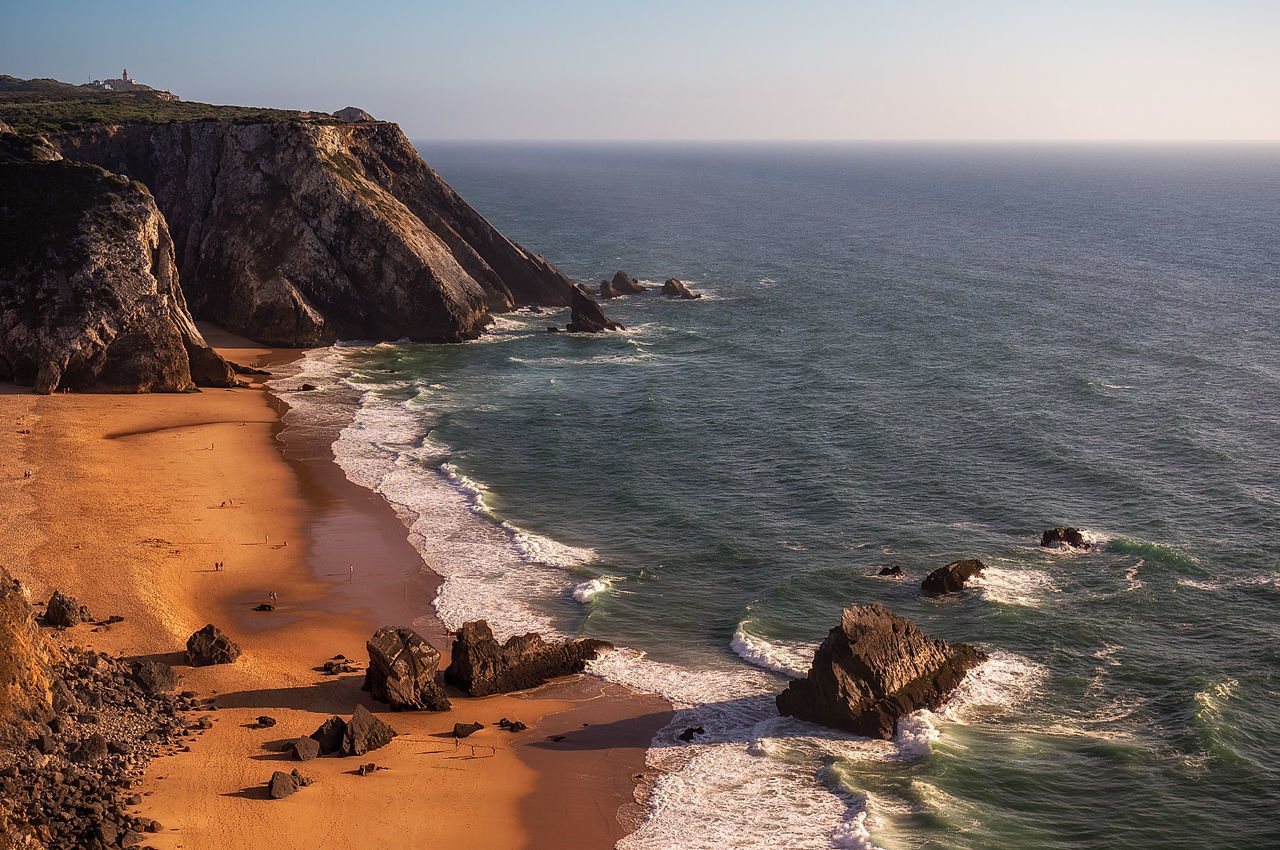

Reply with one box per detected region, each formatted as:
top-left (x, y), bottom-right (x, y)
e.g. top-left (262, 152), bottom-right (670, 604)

top-left (304, 705), bottom-right (397, 758)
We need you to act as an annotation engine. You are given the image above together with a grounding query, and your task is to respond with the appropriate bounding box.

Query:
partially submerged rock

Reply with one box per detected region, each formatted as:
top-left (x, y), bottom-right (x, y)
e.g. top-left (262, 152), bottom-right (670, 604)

top-left (445, 620), bottom-right (613, 697)
top-left (564, 285), bottom-right (624, 333)
top-left (1041, 526), bottom-right (1093, 549)
top-left (661, 278), bottom-right (702, 300)
top-left (184, 624), bottom-right (242, 667)
top-left (363, 626), bottom-right (450, 711)
top-left (43, 591), bottom-right (91, 628)
top-left (921, 559), bottom-right (987, 595)
top-left (776, 603), bottom-right (986, 738)
top-left (609, 270), bottom-right (646, 295)
top-left (877, 566), bottom-right (904, 577)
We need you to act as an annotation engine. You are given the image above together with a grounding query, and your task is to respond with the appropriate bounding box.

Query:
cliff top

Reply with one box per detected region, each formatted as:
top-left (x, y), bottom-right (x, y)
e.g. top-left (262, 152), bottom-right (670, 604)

top-left (0, 75), bottom-right (352, 135)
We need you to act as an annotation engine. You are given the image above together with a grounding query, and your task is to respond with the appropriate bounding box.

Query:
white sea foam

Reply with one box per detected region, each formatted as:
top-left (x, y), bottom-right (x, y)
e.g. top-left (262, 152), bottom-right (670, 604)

top-left (572, 577), bottom-right (612, 603)
top-left (730, 624), bottom-right (814, 677)
top-left (969, 566), bottom-right (1057, 607)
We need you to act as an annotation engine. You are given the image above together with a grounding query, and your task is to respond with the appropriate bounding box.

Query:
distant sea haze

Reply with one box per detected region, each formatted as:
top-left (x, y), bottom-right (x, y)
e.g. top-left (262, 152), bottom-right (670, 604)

top-left (272, 142), bottom-right (1280, 849)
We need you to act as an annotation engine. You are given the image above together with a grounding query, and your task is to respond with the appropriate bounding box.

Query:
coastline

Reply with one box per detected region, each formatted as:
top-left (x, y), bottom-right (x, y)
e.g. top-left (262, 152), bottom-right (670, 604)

top-left (0, 326), bottom-right (670, 849)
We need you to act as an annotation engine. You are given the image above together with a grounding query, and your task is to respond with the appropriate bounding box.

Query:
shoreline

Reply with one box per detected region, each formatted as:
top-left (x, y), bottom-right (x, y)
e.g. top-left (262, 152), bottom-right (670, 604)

top-left (0, 326), bottom-right (670, 849)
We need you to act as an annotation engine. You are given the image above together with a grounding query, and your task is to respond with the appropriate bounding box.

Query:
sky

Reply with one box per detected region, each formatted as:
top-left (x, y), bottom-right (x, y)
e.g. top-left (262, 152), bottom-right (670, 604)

top-left (3, 0), bottom-right (1278, 141)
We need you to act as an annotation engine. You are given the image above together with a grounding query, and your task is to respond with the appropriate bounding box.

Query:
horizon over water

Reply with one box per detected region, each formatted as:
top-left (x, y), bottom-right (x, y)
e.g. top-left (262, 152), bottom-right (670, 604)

top-left (273, 141), bottom-right (1280, 849)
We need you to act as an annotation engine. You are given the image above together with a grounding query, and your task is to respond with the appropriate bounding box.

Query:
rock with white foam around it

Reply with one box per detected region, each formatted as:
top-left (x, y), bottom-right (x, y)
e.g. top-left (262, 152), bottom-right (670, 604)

top-left (776, 603), bottom-right (985, 739)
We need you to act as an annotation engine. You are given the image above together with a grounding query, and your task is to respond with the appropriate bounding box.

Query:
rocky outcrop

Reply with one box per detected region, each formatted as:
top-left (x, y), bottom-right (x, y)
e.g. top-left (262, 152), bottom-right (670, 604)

top-left (0, 157), bottom-right (234, 393)
top-left (1041, 527), bottom-right (1092, 549)
top-left (308, 706), bottom-right (397, 756)
top-left (42, 591), bottom-right (92, 628)
top-left (598, 279), bottom-right (619, 299)
top-left (363, 626), bottom-right (450, 711)
top-left (268, 769), bottom-right (312, 799)
top-left (130, 660), bottom-right (176, 694)
top-left (565, 285), bottom-right (624, 333)
top-left (184, 624), bottom-right (241, 666)
top-left (877, 566), bottom-right (904, 577)
top-left (333, 106), bottom-right (375, 123)
top-left (444, 620), bottom-right (614, 697)
top-left (309, 716), bottom-right (346, 755)
top-left (776, 603), bottom-right (986, 738)
top-left (921, 559), bottom-right (987, 595)
top-left (51, 120), bottom-right (583, 345)
top-left (0, 568), bottom-right (58, 746)
top-left (609, 270), bottom-right (646, 295)
top-left (661, 278), bottom-right (701, 299)
top-left (453, 721), bottom-right (483, 739)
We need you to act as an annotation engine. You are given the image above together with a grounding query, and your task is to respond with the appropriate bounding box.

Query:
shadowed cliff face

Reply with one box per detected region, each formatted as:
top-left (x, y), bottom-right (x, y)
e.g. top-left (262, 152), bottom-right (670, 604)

top-left (52, 121), bottom-right (580, 346)
top-left (0, 158), bottom-right (234, 393)
top-left (0, 569), bottom-right (57, 748)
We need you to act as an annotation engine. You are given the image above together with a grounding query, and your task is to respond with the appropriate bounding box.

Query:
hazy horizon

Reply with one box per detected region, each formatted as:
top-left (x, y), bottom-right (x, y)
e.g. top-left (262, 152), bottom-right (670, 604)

top-left (5, 0), bottom-right (1278, 142)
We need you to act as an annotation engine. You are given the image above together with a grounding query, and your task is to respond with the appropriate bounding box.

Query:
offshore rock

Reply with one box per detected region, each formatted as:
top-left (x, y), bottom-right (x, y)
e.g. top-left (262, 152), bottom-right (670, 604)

top-left (564, 284), bottom-right (624, 334)
top-left (609, 270), bottom-right (646, 294)
top-left (363, 626), bottom-right (451, 711)
top-left (341, 704), bottom-right (397, 756)
top-left (184, 624), bottom-right (242, 667)
top-left (776, 603), bottom-right (986, 738)
top-left (0, 158), bottom-right (233, 393)
top-left (661, 277), bottom-right (702, 299)
top-left (52, 121), bottom-right (582, 345)
top-left (598, 279), bottom-right (619, 299)
top-left (1041, 526), bottom-right (1093, 549)
top-left (920, 559), bottom-right (987, 595)
top-left (444, 620), bottom-right (614, 697)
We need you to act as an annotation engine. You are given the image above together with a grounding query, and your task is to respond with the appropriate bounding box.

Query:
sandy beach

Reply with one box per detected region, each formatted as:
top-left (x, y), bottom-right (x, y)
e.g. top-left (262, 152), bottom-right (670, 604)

top-left (0, 328), bottom-right (670, 849)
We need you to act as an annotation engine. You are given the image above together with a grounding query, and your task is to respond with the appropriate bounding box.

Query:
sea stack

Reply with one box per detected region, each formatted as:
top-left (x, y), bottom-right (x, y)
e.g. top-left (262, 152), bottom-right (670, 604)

top-left (920, 559), bottom-right (987, 595)
top-left (1041, 527), bottom-right (1093, 549)
top-left (661, 278), bottom-right (702, 299)
top-left (564, 284), bottom-right (624, 333)
top-left (776, 603), bottom-right (986, 738)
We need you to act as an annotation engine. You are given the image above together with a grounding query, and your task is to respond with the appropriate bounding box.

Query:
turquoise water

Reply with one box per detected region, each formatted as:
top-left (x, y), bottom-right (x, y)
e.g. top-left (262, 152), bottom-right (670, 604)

top-left (277, 144), bottom-right (1280, 849)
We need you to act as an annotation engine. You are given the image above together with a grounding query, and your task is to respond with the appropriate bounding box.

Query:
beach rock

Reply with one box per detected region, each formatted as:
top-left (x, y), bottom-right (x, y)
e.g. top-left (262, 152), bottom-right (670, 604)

top-left (341, 705), bottom-right (397, 756)
top-left (333, 106), bottom-right (375, 122)
top-left (70, 732), bottom-right (107, 762)
top-left (453, 722), bottom-right (483, 739)
top-left (611, 270), bottom-right (647, 294)
top-left (564, 285), bottom-right (624, 333)
top-left (291, 735), bottom-right (319, 761)
top-left (252, 603), bottom-right (275, 612)
top-left (0, 156), bottom-right (234, 393)
top-left (256, 715), bottom-right (276, 728)
top-left (920, 560), bottom-right (987, 595)
top-left (661, 278), bottom-right (702, 300)
top-left (42, 591), bottom-right (91, 628)
top-left (776, 603), bottom-right (986, 738)
top-left (496, 717), bottom-right (527, 732)
top-left (310, 716), bottom-right (346, 755)
top-left (357, 762), bottom-right (378, 776)
top-left (268, 770), bottom-right (300, 799)
top-left (1041, 526), bottom-right (1093, 549)
top-left (130, 660), bottom-right (177, 694)
top-left (51, 121), bottom-right (583, 345)
top-left (363, 626), bottom-right (451, 711)
top-left (444, 620), bottom-right (614, 697)
top-left (184, 624), bottom-right (242, 666)
top-left (878, 566), bottom-right (904, 577)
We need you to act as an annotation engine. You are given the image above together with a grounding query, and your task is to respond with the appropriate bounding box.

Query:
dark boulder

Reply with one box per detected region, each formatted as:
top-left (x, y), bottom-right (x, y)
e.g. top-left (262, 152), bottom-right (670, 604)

top-left (878, 566), bottom-right (904, 577)
top-left (363, 626), bottom-right (451, 711)
top-left (453, 722), bottom-right (483, 739)
top-left (310, 716), bottom-right (346, 755)
top-left (268, 769), bottom-right (311, 798)
top-left (185, 624), bottom-right (241, 666)
top-left (1041, 527), bottom-right (1092, 549)
top-left (71, 732), bottom-right (108, 763)
top-left (661, 278), bottom-right (702, 300)
top-left (610, 271), bottom-right (646, 294)
top-left (341, 704), bottom-right (397, 756)
top-left (256, 715), bottom-right (276, 728)
top-left (444, 620), bottom-right (614, 697)
top-left (921, 559), bottom-right (987, 595)
top-left (291, 735), bottom-right (319, 761)
top-left (130, 660), bottom-right (177, 694)
top-left (598, 280), bottom-right (618, 299)
top-left (776, 603), bottom-right (986, 739)
top-left (43, 591), bottom-right (91, 628)
top-left (677, 726), bottom-right (705, 742)
top-left (565, 285), bottom-right (624, 333)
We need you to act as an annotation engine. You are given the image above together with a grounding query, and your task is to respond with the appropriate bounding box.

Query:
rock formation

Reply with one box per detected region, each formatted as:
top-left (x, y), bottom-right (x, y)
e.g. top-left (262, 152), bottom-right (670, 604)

top-left (878, 566), bottom-right (904, 577)
top-left (453, 721), bottom-right (483, 738)
top-left (444, 620), bottom-right (614, 697)
top-left (0, 154), bottom-right (234, 393)
top-left (51, 120), bottom-right (586, 345)
top-left (130, 660), bottom-right (176, 695)
top-left (42, 591), bottom-right (92, 628)
top-left (1041, 526), bottom-right (1092, 549)
top-left (184, 624), bottom-right (242, 667)
top-left (565, 284), bottom-right (624, 333)
top-left (363, 626), bottom-right (451, 711)
top-left (341, 705), bottom-right (397, 756)
top-left (609, 270), bottom-right (646, 295)
top-left (0, 568), bottom-right (58, 746)
top-left (776, 603), bottom-right (986, 738)
top-left (661, 278), bottom-right (702, 299)
top-left (598, 279), bottom-right (618, 298)
top-left (268, 769), bottom-right (312, 799)
top-left (309, 715), bottom-right (346, 755)
top-left (333, 106), bottom-right (375, 123)
top-left (920, 559), bottom-right (987, 595)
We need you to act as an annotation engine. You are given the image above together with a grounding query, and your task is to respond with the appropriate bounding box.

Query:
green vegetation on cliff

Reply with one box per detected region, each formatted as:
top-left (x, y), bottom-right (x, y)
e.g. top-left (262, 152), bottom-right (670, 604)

top-left (0, 75), bottom-right (338, 134)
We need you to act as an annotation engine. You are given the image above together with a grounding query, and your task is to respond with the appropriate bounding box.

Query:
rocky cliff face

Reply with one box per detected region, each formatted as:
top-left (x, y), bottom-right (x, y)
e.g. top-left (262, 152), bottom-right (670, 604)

top-left (0, 568), bottom-right (57, 747)
top-left (0, 155), bottom-right (234, 393)
top-left (52, 121), bottom-right (584, 346)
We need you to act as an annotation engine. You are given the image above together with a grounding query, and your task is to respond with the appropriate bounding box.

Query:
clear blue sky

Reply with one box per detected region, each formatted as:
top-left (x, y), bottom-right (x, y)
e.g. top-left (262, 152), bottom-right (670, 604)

top-left (4, 0), bottom-right (1277, 140)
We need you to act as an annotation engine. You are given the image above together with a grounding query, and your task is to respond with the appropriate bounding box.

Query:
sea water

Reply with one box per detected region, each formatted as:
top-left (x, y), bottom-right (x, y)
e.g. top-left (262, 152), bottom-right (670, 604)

top-left (272, 143), bottom-right (1280, 849)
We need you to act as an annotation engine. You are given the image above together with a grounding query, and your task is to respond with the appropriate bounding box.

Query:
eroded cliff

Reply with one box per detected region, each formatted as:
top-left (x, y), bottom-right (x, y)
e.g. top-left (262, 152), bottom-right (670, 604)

top-left (52, 121), bottom-right (582, 345)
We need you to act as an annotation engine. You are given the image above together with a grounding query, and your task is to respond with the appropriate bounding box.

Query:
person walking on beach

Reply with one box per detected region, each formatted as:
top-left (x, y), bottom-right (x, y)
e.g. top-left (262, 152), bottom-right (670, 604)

top-left (348, 564), bottom-right (354, 583)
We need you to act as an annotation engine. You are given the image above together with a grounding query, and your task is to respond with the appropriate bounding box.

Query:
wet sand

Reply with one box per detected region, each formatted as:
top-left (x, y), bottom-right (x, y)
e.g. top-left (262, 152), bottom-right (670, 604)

top-left (0, 327), bottom-right (670, 849)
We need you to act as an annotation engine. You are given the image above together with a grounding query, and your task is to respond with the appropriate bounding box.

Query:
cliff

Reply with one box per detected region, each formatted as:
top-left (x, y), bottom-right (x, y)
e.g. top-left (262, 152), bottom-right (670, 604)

top-left (51, 121), bottom-right (582, 345)
top-left (0, 150), bottom-right (234, 393)
top-left (0, 568), bottom-right (57, 748)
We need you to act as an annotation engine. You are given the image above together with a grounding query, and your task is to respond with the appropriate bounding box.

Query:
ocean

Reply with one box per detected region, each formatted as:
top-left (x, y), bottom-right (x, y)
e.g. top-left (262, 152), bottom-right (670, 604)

top-left (272, 142), bottom-right (1280, 849)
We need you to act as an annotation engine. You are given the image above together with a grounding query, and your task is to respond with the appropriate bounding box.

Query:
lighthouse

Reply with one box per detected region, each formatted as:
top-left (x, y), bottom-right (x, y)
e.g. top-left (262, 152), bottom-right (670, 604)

top-left (122, 68), bottom-right (132, 83)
